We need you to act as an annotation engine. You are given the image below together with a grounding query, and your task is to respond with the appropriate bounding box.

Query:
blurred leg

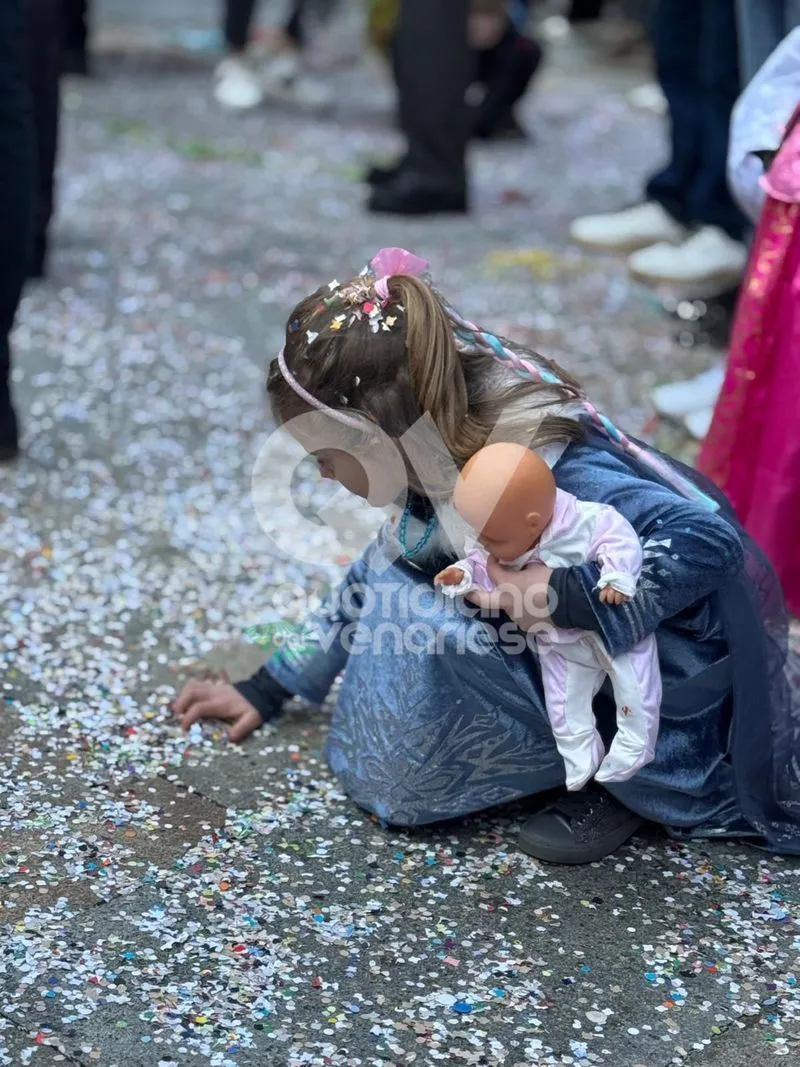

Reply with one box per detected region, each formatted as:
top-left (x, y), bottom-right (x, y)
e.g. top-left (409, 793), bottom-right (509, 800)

top-left (0, 0), bottom-right (34, 456)
top-left (224, 0), bottom-right (258, 51)
top-left (686, 0), bottom-right (746, 239)
top-left (735, 0), bottom-right (784, 84)
top-left (568, 0), bottom-right (605, 21)
top-left (25, 0), bottom-right (61, 278)
top-left (645, 0), bottom-right (703, 226)
top-left (61, 0), bottom-right (88, 74)
top-left (392, 0), bottom-right (469, 186)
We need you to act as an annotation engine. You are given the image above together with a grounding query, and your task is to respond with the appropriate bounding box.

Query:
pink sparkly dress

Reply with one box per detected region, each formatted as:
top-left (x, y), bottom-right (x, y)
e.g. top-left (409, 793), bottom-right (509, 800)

top-left (698, 107), bottom-right (800, 616)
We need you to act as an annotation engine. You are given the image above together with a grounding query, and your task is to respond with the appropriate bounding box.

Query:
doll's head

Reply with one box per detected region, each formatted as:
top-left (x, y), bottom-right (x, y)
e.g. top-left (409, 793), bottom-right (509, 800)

top-left (453, 442), bottom-right (556, 561)
top-left (266, 249), bottom-right (582, 505)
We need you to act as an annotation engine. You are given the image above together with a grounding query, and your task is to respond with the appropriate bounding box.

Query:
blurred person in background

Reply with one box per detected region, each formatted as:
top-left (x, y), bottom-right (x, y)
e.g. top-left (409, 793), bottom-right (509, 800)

top-left (214, 0), bottom-right (334, 111)
top-left (0, 0), bottom-right (34, 461)
top-left (697, 29), bottom-right (800, 615)
top-left (26, 0), bottom-right (61, 279)
top-left (369, 0), bottom-right (542, 143)
top-left (366, 0), bottom-right (543, 214)
top-left (470, 0), bottom-right (543, 140)
top-left (736, 0), bottom-right (800, 84)
top-left (366, 0), bottom-right (472, 214)
top-left (570, 0), bottom-right (748, 291)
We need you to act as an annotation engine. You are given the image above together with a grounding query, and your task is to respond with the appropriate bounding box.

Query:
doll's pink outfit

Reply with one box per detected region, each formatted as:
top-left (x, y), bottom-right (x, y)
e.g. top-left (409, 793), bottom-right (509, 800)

top-left (443, 489), bottom-right (662, 790)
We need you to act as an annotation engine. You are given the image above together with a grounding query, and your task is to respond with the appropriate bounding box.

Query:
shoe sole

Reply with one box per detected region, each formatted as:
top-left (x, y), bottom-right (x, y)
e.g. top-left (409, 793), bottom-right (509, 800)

top-left (571, 234), bottom-right (683, 255)
top-left (628, 264), bottom-right (744, 292)
top-left (517, 813), bottom-right (644, 865)
top-left (368, 202), bottom-right (468, 216)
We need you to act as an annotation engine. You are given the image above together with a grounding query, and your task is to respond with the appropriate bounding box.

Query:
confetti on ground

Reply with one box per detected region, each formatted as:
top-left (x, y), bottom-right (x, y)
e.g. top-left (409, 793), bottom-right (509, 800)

top-left (1, 3), bottom-right (799, 1065)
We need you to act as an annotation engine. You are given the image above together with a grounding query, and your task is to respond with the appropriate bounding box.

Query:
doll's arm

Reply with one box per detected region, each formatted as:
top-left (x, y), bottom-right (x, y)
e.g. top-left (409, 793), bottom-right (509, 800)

top-left (435, 545), bottom-right (494, 598)
top-left (551, 440), bottom-right (743, 657)
top-left (585, 503), bottom-right (643, 601)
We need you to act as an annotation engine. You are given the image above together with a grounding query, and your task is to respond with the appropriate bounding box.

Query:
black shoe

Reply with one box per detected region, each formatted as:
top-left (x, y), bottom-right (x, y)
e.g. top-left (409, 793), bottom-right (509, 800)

top-left (473, 110), bottom-right (527, 141)
top-left (0, 393), bottom-right (19, 463)
top-left (365, 157), bottom-right (406, 186)
top-left (368, 170), bottom-right (468, 216)
top-left (518, 787), bottom-right (644, 864)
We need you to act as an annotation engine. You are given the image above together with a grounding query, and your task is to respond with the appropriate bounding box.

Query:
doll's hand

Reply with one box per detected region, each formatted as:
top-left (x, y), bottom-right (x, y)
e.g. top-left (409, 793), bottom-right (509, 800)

top-left (599, 587), bottom-right (630, 606)
top-left (465, 559), bottom-right (552, 629)
top-left (172, 679), bottom-right (262, 743)
top-left (435, 566), bottom-right (467, 586)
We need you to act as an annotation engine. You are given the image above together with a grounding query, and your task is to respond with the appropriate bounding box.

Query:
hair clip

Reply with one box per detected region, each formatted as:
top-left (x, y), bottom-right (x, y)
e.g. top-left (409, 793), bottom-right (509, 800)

top-left (289, 319), bottom-right (301, 333)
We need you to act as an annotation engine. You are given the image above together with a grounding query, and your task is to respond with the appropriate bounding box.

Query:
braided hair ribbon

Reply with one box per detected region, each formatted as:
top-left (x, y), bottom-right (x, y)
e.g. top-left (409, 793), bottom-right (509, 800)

top-left (365, 248), bottom-right (719, 511)
top-left (432, 285), bottom-right (721, 513)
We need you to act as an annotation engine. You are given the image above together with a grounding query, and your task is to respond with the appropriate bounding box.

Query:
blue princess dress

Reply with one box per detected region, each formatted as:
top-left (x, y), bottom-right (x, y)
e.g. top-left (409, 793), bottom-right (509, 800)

top-left (265, 427), bottom-right (800, 853)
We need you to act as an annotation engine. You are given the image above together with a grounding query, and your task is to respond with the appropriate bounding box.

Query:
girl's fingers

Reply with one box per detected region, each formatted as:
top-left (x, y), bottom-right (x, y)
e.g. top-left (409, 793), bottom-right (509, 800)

top-left (486, 558), bottom-right (514, 583)
top-left (227, 707), bottom-right (262, 743)
top-left (465, 588), bottom-right (507, 612)
top-left (180, 699), bottom-right (234, 731)
top-left (173, 680), bottom-right (210, 718)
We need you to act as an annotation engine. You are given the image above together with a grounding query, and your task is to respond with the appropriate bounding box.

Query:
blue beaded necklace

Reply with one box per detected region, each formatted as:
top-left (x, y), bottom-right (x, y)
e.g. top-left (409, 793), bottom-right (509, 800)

top-left (397, 497), bottom-right (437, 559)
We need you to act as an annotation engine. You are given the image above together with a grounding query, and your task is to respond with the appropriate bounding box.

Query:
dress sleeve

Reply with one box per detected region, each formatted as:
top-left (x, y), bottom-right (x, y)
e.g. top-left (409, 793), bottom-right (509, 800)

top-left (727, 27), bottom-right (800, 222)
top-left (551, 446), bottom-right (744, 657)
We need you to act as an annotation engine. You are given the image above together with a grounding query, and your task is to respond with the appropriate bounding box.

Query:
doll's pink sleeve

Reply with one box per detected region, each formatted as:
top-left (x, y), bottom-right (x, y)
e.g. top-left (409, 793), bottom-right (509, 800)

top-left (586, 505), bottom-right (643, 598)
top-left (439, 544), bottom-right (494, 598)
top-left (466, 547), bottom-right (495, 592)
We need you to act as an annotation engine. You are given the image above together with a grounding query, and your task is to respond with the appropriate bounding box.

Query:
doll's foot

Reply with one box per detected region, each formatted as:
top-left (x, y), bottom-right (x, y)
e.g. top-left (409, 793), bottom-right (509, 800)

top-left (518, 786), bottom-right (644, 864)
top-left (562, 732), bottom-right (605, 792)
top-left (594, 741), bottom-right (655, 785)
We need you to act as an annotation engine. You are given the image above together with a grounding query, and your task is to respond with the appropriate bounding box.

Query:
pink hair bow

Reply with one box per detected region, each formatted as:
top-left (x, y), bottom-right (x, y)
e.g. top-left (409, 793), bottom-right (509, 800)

top-left (370, 247), bottom-right (429, 305)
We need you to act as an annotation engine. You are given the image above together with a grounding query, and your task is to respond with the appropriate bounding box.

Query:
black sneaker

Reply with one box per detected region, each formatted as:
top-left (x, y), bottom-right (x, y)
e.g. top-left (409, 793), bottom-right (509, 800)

top-left (518, 787), bottom-right (644, 864)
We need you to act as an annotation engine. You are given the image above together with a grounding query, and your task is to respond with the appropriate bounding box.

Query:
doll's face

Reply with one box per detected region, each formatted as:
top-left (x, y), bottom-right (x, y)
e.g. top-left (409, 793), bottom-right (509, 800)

top-left (467, 491), bottom-right (552, 561)
top-left (453, 443), bottom-right (558, 562)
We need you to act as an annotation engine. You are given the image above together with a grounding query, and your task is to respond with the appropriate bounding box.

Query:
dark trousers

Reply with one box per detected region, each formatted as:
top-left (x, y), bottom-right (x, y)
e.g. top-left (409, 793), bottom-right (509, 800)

top-left (223, 0), bottom-right (315, 52)
top-left (26, 0), bottom-right (61, 268)
top-left (568, 0), bottom-right (605, 21)
top-left (0, 0), bottom-right (34, 401)
top-left (645, 0), bottom-right (747, 241)
top-left (62, 0), bottom-right (88, 54)
top-left (393, 0), bottom-right (470, 187)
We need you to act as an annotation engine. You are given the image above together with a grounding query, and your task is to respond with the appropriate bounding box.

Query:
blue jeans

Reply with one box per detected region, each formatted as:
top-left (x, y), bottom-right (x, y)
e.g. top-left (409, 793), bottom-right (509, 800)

top-left (646, 0), bottom-right (747, 240)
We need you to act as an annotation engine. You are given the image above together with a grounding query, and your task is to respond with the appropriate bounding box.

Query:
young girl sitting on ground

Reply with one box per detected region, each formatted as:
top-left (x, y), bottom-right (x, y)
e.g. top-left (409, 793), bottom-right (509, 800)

top-left (173, 248), bottom-right (800, 865)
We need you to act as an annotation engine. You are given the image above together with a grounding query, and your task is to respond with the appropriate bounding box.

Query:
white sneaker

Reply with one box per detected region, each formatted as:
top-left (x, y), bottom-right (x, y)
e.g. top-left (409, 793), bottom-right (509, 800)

top-left (628, 226), bottom-right (748, 288)
top-left (213, 56), bottom-right (264, 111)
top-left (261, 51), bottom-right (333, 112)
top-left (684, 406), bottom-right (715, 440)
top-left (651, 363), bottom-right (725, 419)
top-left (627, 82), bottom-right (667, 114)
top-left (569, 203), bottom-right (686, 254)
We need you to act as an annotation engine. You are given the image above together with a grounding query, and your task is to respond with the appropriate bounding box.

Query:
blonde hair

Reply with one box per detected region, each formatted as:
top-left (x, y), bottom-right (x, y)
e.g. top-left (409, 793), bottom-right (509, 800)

top-left (267, 273), bottom-right (584, 493)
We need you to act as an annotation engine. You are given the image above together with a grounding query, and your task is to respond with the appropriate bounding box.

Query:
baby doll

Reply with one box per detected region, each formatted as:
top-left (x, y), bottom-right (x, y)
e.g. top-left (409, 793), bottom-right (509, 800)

top-left (435, 442), bottom-right (661, 790)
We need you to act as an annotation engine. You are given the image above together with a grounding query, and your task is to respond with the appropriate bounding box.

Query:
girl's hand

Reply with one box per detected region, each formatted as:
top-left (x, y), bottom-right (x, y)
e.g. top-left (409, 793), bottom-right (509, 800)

top-left (172, 679), bottom-right (262, 743)
top-left (465, 559), bottom-right (553, 630)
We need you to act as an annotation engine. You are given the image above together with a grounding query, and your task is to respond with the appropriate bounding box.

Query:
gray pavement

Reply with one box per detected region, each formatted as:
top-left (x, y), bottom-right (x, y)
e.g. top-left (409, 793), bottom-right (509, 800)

top-left (2, 4), bottom-right (799, 1066)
